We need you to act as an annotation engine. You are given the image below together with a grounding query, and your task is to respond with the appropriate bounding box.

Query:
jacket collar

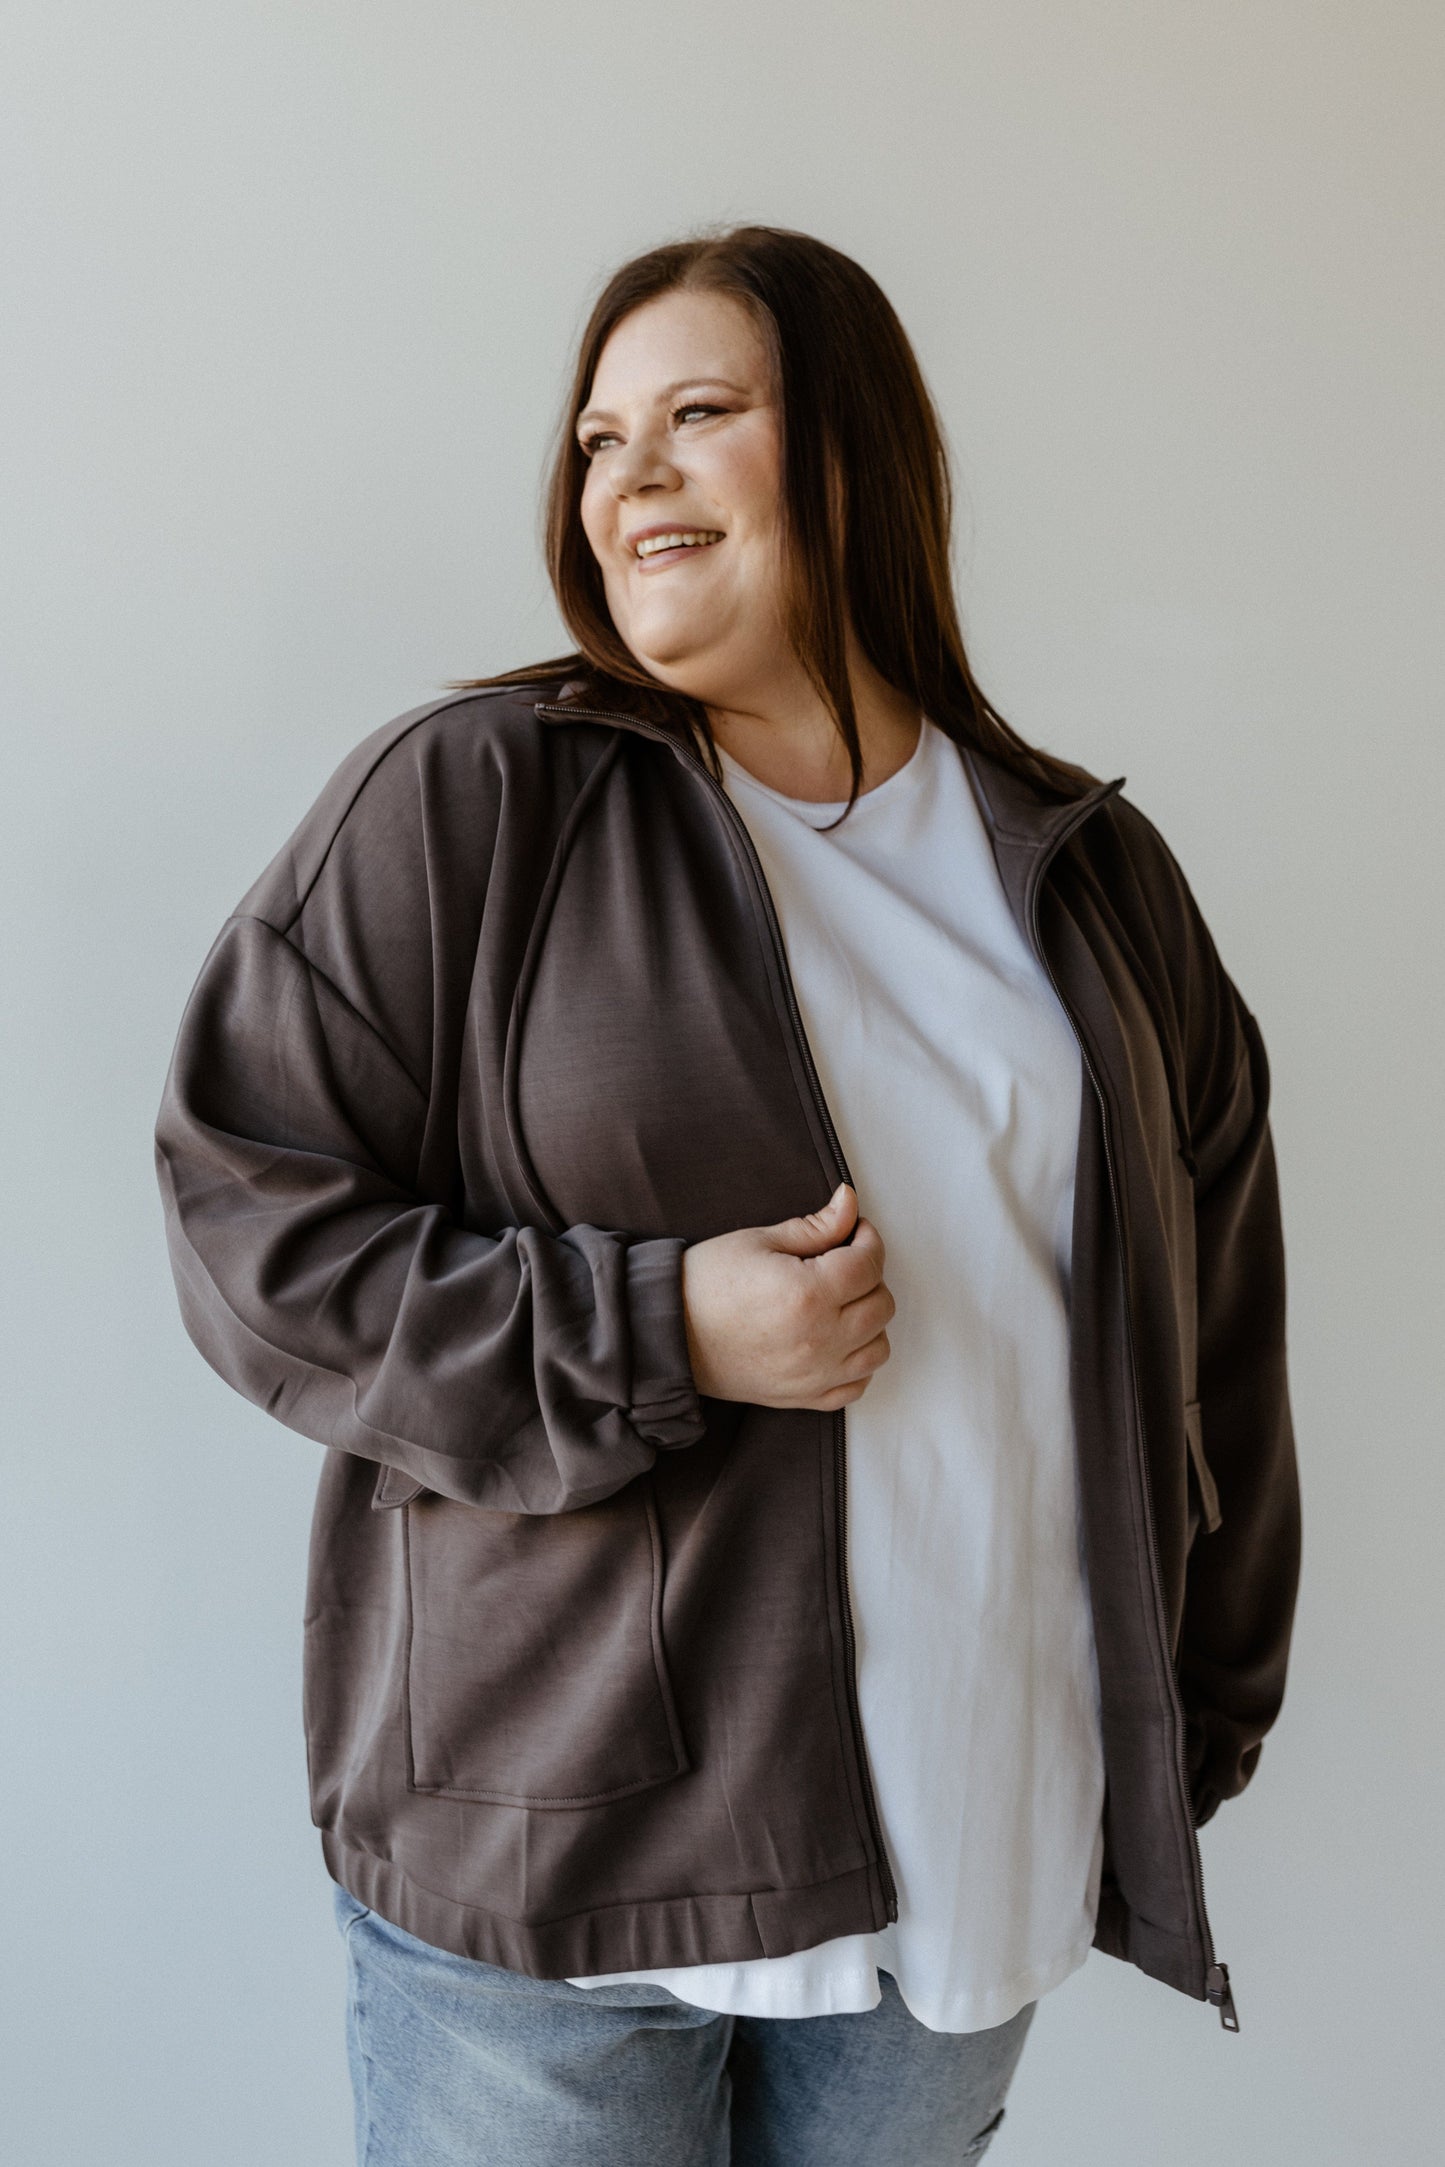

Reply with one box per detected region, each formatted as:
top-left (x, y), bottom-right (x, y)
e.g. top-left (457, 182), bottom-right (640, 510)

top-left (959, 745), bottom-right (1125, 933)
top-left (534, 677), bottom-right (1124, 926)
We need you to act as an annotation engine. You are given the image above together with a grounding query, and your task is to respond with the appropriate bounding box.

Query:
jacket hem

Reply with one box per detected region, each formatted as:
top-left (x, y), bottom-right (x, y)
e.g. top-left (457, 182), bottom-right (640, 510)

top-left (320, 1831), bottom-right (892, 1979)
top-left (1091, 1879), bottom-right (1207, 1998)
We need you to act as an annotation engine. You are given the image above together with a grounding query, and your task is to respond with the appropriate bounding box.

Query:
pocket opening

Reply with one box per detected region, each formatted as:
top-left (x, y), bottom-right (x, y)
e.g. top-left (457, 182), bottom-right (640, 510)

top-left (1184, 1400), bottom-right (1222, 1535)
top-left (372, 1463), bottom-right (426, 1510)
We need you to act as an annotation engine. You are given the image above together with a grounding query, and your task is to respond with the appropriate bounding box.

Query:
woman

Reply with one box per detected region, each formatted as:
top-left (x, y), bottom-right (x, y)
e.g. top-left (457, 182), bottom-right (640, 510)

top-left (155, 225), bottom-right (1300, 2163)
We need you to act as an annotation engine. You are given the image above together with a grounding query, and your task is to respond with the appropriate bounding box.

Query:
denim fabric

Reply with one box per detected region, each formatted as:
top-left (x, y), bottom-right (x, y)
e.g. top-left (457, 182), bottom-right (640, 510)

top-left (334, 1883), bottom-right (1035, 2167)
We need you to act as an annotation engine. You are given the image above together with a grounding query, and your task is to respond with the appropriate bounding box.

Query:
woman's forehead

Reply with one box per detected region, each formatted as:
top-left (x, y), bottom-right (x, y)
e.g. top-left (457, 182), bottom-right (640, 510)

top-left (585, 290), bottom-right (771, 408)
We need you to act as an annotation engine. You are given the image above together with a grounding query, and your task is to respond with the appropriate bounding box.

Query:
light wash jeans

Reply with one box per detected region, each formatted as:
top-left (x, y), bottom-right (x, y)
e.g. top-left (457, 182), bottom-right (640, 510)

top-left (333, 1882), bottom-right (1035, 2167)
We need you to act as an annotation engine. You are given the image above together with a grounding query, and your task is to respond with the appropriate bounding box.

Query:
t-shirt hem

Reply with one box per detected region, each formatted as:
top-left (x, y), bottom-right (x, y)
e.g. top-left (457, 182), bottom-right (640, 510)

top-left (889, 1929), bottom-right (1095, 2032)
top-left (567, 1929), bottom-right (1095, 2032)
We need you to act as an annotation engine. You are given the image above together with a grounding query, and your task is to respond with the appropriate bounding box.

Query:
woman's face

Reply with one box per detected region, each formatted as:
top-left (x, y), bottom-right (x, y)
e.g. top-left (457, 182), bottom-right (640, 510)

top-left (577, 288), bottom-right (790, 704)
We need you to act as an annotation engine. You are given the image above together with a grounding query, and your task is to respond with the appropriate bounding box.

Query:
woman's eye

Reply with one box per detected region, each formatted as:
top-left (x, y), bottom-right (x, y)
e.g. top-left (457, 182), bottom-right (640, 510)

top-left (578, 405), bottom-right (725, 457)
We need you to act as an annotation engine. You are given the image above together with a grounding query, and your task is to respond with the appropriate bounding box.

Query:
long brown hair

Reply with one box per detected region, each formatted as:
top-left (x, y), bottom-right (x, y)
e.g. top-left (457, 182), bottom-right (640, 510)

top-left (454, 223), bottom-right (1093, 814)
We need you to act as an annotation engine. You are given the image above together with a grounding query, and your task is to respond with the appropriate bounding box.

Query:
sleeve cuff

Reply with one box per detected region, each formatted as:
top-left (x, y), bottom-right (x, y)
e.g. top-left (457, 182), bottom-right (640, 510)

top-left (624, 1236), bottom-right (707, 1450)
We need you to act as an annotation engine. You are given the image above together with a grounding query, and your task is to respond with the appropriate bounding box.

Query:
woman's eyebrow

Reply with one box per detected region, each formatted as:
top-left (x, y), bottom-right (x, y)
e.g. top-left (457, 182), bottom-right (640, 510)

top-left (576, 377), bottom-right (752, 427)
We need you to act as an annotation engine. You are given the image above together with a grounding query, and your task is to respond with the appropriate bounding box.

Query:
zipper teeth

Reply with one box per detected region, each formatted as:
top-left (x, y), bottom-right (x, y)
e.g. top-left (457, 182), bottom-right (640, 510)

top-left (1024, 818), bottom-right (1216, 1989)
top-left (537, 701), bottom-right (898, 1917)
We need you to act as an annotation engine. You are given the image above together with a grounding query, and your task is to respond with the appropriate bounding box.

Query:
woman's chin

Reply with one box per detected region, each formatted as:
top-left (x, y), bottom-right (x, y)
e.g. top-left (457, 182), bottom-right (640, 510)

top-left (618, 620), bottom-right (719, 683)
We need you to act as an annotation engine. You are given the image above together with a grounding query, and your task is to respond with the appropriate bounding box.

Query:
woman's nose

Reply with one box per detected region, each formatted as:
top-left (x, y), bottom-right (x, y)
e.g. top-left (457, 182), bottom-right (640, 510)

top-left (609, 427), bottom-right (679, 497)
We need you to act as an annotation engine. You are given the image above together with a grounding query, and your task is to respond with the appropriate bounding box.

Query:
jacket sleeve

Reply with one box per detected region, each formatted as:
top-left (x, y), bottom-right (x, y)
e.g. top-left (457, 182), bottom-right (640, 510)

top-left (1178, 961), bottom-right (1302, 1827)
top-left (154, 726), bottom-right (706, 1516)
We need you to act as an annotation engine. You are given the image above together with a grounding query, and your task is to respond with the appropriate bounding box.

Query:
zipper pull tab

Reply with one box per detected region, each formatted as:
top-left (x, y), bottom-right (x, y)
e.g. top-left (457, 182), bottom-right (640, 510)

top-left (1205, 1962), bottom-right (1240, 2032)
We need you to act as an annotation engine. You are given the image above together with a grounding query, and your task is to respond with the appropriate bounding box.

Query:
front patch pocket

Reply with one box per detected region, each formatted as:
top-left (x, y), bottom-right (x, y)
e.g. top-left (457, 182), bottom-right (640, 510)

top-left (400, 1474), bottom-right (690, 1809)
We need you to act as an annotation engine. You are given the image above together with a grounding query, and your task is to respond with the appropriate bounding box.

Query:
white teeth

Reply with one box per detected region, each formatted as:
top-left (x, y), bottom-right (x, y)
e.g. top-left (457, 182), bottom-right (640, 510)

top-left (635, 530), bottom-right (723, 558)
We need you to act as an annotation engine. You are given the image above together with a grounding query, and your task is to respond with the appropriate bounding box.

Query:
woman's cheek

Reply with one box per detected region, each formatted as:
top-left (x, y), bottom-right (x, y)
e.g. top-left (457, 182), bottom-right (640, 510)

top-left (578, 480), bottom-right (610, 567)
top-left (602, 563), bottom-right (634, 636)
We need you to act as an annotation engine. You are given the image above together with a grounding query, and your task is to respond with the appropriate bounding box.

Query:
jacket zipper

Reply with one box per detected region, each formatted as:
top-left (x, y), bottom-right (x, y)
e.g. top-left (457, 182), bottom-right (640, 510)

top-left (1021, 786), bottom-right (1233, 2028)
top-left (536, 702), bottom-right (900, 1922)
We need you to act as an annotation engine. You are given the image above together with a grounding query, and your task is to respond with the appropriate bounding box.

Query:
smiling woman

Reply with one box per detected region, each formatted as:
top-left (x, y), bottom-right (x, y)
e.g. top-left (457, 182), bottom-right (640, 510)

top-left (456, 224), bottom-right (1093, 812)
top-left (155, 223), bottom-right (1299, 2166)
top-left (576, 299), bottom-right (789, 694)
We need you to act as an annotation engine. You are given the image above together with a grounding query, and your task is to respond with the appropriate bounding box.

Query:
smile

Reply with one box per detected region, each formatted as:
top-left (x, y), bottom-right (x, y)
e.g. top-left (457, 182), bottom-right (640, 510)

top-left (633, 529), bottom-right (725, 561)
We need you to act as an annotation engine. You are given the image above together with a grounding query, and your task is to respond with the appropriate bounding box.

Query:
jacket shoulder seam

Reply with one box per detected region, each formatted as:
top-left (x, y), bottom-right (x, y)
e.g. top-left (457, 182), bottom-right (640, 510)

top-left (273, 687), bottom-right (532, 938)
top-left (227, 911), bottom-right (431, 1107)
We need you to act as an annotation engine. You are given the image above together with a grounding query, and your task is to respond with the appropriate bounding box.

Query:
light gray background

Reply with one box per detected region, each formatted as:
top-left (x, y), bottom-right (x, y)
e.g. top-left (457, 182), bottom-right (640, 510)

top-left (4, 4), bottom-right (1441, 2161)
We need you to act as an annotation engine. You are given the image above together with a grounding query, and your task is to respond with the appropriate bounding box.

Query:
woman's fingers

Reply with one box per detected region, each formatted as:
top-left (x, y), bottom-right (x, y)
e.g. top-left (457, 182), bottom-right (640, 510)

top-left (843, 1327), bottom-right (892, 1382)
top-left (813, 1213), bottom-right (887, 1302)
top-left (812, 1366), bottom-right (883, 1410)
top-left (837, 1277), bottom-right (896, 1349)
top-left (806, 1329), bottom-right (892, 1410)
top-left (789, 1215), bottom-right (893, 1403)
top-left (681, 1208), bottom-right (897, 1409)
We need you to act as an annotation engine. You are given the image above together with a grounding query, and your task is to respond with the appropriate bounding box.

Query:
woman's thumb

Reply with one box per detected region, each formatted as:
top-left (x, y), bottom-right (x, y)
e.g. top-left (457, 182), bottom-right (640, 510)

top-left (771, 1181), bottom-right (855, 1255)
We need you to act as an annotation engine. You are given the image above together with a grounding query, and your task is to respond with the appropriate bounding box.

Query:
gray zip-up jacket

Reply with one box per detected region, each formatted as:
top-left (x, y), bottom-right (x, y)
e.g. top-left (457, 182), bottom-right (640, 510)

top-left (154, 668), bottom-right (1300, 2027)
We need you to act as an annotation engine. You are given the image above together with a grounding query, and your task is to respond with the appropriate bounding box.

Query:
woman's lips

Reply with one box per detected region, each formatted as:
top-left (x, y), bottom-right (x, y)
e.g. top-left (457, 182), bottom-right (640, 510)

top-left (628, 520), bottom-right (727, 563)
top-left (633, 536), bottom-right (724, 571)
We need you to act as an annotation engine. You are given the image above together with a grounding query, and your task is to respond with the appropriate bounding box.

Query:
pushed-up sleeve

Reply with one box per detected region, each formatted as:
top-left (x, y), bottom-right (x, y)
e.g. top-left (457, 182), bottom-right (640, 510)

top-left (154, 730), bottom-right (705, 1514)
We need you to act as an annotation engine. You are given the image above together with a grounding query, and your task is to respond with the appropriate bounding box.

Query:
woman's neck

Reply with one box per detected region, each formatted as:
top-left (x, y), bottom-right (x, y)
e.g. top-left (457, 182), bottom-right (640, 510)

top-left (703, 640), bottom-right (921, 804)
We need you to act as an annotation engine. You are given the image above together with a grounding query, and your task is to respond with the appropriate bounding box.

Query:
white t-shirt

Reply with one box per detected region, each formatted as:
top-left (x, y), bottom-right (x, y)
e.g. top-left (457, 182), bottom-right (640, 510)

top-left (570, 715), bottom-right (1105, 2032)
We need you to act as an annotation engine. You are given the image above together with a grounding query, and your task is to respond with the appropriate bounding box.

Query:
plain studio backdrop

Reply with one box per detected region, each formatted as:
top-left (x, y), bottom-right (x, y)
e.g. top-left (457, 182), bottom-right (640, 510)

top-left (3, 4), bottom-right (1440, 2161)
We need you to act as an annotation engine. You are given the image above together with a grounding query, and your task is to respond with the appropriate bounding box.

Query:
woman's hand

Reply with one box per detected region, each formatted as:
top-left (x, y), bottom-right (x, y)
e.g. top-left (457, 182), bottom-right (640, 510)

top-left (680, 1183), bottom-right (895, 1410)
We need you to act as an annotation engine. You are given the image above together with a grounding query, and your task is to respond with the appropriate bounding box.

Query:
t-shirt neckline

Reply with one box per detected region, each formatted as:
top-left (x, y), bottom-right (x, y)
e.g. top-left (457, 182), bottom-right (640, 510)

top-left (717, 715), bottom-right (930, 818)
